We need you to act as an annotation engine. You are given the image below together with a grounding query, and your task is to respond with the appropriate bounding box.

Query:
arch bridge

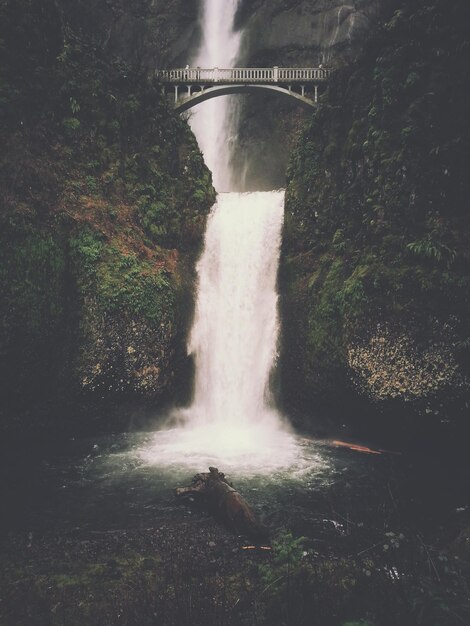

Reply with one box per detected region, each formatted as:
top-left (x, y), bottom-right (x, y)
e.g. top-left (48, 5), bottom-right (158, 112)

top-left (155, 66), bottom-right (330, 112)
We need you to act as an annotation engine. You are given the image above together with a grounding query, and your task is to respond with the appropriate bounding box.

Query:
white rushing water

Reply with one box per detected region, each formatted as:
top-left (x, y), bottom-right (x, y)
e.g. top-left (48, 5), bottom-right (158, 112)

top-left (189, 0), bottom-right (241, 190)
top-left (189, 192), bottom-right (284, 429)
top-left (141, 190), bottom-right (298, 472)
top-left (141, 0), bottom-right (302, 472)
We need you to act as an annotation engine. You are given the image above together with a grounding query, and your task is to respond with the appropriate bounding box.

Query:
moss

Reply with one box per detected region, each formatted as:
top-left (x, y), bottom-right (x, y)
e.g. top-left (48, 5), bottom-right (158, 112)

top-left (96, 248), bottom-right (175, 323)
top-left (0, 0), bottom-right (215, 432)
top-left (0, 228), bottom-right (66, 332)
top-left (0, 225), bottom-right (69, 410)
top-left (281, 0), bottom-right (470, 424)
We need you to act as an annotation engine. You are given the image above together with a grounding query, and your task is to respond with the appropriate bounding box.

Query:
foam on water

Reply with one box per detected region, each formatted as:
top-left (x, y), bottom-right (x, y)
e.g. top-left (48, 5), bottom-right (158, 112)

top-left (139, 425), bottom-right (303, 475)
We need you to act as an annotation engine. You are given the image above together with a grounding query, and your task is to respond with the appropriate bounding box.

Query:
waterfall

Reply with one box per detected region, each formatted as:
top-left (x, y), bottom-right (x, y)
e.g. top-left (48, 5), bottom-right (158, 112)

top-left (142, 0), bottom-right (297, 471)
top-left (189, 191), bottom-right (284, 430)
top-left (189, 0), bottom-right (241, 191)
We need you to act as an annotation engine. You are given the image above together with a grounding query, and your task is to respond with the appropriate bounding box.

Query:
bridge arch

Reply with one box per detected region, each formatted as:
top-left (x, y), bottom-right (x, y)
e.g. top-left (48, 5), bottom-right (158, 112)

top-left (174, 84), bottom-right (316, 113)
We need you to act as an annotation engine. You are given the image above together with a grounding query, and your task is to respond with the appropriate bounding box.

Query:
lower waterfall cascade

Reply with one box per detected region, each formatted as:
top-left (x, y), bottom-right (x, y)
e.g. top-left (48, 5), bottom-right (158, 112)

top-left (141, 192), bottom-right (302, 472)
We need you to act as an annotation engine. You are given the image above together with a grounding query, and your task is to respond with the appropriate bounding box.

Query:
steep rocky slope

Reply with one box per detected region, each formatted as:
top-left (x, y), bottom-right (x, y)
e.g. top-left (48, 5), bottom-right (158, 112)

top-left (231, 0), bottom-right (388, 189)
top-left (281, 0), bottom-right (470, 442)
top-left (0, 0), bottom-right (215, 434)
top-left (236, 0), bottom-right (384, 66)
top-left (57, 0), bottom-right (201, 68)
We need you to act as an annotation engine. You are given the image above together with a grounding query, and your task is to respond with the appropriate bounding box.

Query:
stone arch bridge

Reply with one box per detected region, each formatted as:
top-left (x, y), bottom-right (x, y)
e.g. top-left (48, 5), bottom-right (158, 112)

top-left (155, 67), bottom-right (330, 112)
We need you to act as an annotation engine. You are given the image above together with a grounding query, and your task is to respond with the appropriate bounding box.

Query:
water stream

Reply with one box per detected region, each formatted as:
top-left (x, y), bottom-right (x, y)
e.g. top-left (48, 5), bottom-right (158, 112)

top-left (189, 0), bottom-right (241, 191)
top-left (141, 0), bottom-right (299, 470)
top-left (141, 191), bottom-right (299, 471)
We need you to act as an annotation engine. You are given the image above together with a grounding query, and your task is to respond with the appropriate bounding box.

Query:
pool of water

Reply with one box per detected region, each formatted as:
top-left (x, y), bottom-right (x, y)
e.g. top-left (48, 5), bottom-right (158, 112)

top-left (2, 422), bottom-right (469, 626)
top-left (0, 427), bottom-right (408, 541)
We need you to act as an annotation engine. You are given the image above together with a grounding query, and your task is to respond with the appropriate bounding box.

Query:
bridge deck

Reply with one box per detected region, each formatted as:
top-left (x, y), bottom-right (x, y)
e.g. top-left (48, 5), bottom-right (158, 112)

top-left (156, 67), bottom-right (329, 84)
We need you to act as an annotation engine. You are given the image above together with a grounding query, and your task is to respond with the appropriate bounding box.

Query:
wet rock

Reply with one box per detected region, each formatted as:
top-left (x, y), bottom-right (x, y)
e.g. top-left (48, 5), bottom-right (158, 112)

top-left (231, 0), bottom-right (388, 189)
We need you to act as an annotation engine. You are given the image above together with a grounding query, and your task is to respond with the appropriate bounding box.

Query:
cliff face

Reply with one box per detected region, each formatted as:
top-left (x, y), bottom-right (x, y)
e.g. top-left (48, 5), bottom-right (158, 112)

top-left (281, 0), bottom-right (470, 441)
top-left (231, 0), bottom-right (388, 190)
top-left (0, 0), bottom-right (214, 435)
top-left (57, 0), bottom-right (200, 68)
top-left (236, 0), bottom-right (384, 66)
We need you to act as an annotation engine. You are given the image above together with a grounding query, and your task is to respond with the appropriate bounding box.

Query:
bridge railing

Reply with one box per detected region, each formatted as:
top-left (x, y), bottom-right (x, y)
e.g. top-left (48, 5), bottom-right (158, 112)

top-left (277, 68), bottom-right (327, 80)
top-left (155, 67), bottom-right (329, 83)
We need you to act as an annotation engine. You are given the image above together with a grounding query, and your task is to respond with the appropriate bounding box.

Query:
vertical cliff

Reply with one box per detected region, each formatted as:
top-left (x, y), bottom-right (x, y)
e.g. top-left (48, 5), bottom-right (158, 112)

top-left (281, 0), bottom-right (470, 441)
top-left (56, 0), bottom-right (201, 67)
top-left (0, 0), bottom-right (215, 434)
top-left (231, 0), bottom-right (389, 189)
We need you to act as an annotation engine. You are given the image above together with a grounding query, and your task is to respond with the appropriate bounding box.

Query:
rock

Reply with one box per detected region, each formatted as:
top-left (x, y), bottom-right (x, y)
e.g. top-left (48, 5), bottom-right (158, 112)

top-left (231, 0), bottom-right (388, 189)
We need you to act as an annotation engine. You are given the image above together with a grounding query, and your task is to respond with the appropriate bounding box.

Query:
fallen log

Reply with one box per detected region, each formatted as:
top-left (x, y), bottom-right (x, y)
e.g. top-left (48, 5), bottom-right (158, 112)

top-left (175, 467), bottom-right (269, 543)
top-left (331, 440), bottom-right (401, 455)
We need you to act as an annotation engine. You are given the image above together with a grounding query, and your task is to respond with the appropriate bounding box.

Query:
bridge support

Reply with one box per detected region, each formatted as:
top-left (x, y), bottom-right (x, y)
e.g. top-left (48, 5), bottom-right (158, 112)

top-left (173, 84), bottom-right (317, 113)
top-left (314, 85), bottom-right (318, 103)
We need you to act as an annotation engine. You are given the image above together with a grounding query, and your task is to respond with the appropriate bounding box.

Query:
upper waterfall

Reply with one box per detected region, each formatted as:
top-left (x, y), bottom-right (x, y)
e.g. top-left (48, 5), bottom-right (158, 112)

top-left (189, 0), bottom-right (241, 191)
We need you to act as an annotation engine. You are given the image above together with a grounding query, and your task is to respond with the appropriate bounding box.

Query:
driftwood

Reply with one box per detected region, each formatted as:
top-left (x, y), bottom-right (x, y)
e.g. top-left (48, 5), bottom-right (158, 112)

top-left (175, 467), bottom-right (269, 542)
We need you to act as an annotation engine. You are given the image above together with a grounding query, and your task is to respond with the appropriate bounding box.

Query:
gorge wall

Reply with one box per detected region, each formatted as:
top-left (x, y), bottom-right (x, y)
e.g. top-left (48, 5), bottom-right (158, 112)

top-left (280, 0), bottom-right (470, 443)
top-left (230, 0), bottom-right (388, 190)
top-left (57, 0), bottom-right (201, 68)
top-left (0, 0), bottom-right (215, 435)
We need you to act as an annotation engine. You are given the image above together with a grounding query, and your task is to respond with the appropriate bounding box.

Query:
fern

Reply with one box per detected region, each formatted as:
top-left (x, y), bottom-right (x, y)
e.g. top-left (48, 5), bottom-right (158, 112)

top-left (456, 336), bottom-right (470, 350)
top-left (406, 238), bottom-right (457, 268)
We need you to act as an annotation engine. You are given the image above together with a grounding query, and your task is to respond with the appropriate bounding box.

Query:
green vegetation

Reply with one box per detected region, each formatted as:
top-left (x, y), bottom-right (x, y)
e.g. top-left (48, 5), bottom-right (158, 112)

top-left (0, 0), bottom-right (215, 432)
top-left (3, 523), bottom-right (468, 626)
top-left (258, 530), bottom-right (306, 590)
top-left (282, 0), bottom-right (470, 432)
top-left (0, 226), bottom-right (68, 415)
top-left (70, 230), bottom-right (175, 323)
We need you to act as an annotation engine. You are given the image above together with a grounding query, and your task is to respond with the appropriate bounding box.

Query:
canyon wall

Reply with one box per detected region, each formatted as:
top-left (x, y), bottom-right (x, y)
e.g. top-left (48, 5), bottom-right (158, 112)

top-left (231, 0), bottom-right (388, 189)
top-left (0, 0), bottom-right (214, 435)
top-left (280, 0), bottom-right (470, 442)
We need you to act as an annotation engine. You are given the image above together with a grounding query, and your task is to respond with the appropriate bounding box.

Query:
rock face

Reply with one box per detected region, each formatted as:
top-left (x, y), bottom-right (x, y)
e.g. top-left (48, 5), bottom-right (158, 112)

top-left (104, 0), bottom-right (202, 68)
top-left (280, 0), bottom-right (470, 441)
top-left (0, 0), bottom-right (215, 435)
top-left (57, 0), bottom-right (201, 68)
top-left (236, 0), bottom-right (384, 66)
top-left (347, 325), bottom-right (464, 404)
top-left (230, 0), bottom-right (388, 190)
